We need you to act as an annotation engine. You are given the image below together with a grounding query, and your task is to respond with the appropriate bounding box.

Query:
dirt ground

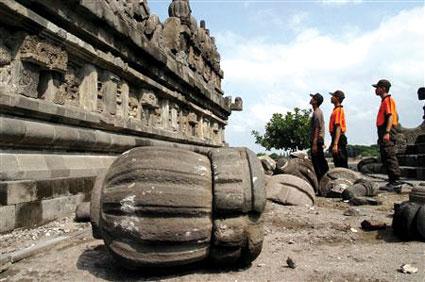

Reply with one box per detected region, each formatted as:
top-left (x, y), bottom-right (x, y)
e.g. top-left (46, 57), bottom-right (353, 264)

top-left (1, 177), bottom-right (425, 282)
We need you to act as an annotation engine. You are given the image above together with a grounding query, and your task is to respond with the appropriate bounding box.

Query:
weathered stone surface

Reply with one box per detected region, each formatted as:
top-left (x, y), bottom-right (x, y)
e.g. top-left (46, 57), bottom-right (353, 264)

top-left (392, 201), bottom-right (421, 241)
top-left (278, 158), bottom-right (319, 193)
top-left (246, 149), bottom-right (266, 213)
top-left (0, 181), bottom-right (37, 205)
top-left (75, 202), bottom-right (91, 222)
top-left (0, 205), bottom-right (16, 233)
top-left (100, 147), bottom-right (213, 268)
top-left (91, 146), bottom-right (265, 268)
top-left (258, 155), bottom-right (276, 176)
top-left (90, 172), bottom-right (107, 239)
top-left (15, 194), bottom-right (84, 229)
top-left (0, 0), bottom-right (235, 235)
top-left (79, 64), bottom-right (98, 112)
top-left (341, 179), bottom-right (379, 201)
top-left (209, 148), bottom-right (252, 214)
top-left (319, 168), bottom-right (362, 197)
top-left (266, 174), bottom-right (315, 206)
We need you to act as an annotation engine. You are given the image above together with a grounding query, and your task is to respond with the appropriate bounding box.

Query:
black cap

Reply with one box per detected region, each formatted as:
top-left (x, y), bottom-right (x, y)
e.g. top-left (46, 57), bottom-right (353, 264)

top-left (310, 93), bottom-right (323, 105)
top-left (329, 90), bottom-right (345, 102)
top-left (372, 79), bottom-right (391, 89)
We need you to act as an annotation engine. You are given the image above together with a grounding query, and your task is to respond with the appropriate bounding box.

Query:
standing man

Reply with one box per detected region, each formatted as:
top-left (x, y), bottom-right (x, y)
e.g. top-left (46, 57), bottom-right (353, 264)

top-left (309, 93), bottom-right (329, 180)
top-left (329, 90), bottom-right (348, 168)
top-left (373, 79), bottom-right (401, 189)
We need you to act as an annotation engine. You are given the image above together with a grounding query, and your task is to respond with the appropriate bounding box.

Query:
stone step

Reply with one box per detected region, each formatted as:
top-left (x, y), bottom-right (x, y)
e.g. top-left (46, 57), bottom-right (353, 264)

top-left (0, 194), bottom-right (85, 233)
top-left (0, 176), bottom-right (95, 206)
top-left (416, 134), bottom-right (425, 144)
top-left (404, 143), bottom-right (425, 154)
top-left (397, 154), bottom-right (425, 167)
top-left (0, 152), bottom-right (115, 181)
top-left (400, 166), bottom-right (425, 180)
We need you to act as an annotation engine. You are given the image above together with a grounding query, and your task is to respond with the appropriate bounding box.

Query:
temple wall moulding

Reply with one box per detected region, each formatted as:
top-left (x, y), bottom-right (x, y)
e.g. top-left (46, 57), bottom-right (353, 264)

top-left (0, 1), bottom-right (233, 147)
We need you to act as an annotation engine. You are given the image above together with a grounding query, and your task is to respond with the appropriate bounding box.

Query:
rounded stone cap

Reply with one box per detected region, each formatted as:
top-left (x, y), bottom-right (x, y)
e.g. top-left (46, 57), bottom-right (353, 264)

top-left (409, 186), bottom-right (425, 204)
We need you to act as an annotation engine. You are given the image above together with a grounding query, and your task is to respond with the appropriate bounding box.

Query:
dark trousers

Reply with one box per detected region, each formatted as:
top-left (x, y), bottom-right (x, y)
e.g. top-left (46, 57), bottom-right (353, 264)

top-left (311, 139), bottom-right (329, 180)
top-left (378, 127), bottom-right (400, 182)
top-left (331, 134), bottom-right (348, 168)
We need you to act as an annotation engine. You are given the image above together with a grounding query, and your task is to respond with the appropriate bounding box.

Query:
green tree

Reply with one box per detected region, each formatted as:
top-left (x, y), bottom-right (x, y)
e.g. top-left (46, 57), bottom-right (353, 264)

top-left (252, 107), bottom-right (312, 151)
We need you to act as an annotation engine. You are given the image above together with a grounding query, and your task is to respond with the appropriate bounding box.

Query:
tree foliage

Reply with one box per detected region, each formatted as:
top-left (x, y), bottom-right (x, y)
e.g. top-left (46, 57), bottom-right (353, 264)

top-left (347, 144), bottom-right (379, 158)
top-left (252, 107), bottom-right (312, 151)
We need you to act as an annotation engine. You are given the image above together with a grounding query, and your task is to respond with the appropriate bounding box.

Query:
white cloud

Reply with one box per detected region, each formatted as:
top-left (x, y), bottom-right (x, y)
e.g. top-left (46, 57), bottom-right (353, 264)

top-left (218, 6), bottom-right (424, 151)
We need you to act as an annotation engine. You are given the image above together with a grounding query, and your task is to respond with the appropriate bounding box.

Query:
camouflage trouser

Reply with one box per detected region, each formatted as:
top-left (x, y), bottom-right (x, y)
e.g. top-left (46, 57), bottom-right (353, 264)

top-left (330, 134), bottom-right (348, 168)
top-left (378, 129), bottom-right (401, 182)
top-left (311, 139), bottom-right (329, 180)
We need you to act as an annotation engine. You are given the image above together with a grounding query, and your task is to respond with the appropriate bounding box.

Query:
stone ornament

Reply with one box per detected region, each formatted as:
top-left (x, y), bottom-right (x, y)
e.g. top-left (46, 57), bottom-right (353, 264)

top-left (168, 0), bottom-right (192, 22)
top-left (393, 185), bottom-right (425, 241)
top-left (19, 35), bottom-right (68, 73)
top-left (91, 146), bottom-right (266, 268)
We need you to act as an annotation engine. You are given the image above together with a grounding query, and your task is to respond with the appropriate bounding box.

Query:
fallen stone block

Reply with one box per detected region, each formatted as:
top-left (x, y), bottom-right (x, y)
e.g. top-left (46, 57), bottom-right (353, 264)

top-left (361, 220), bottom-right (387, 231)
top-left (258, 155), bottom-right (276, 176)
top-left (276, 158), bottom-right (319, 193)
top-left (94, 146), bottom-right (266, 269)
top-left (266, 174), bottom-right (315, 206)
top-left (342, 179), bottom-right (379, 201)
top-left (319, 168), bottom-right (362, 197)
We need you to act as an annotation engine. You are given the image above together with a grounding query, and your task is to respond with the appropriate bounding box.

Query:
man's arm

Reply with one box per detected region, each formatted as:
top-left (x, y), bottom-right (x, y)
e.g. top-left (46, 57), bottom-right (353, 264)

top-left (383, 114), bottom-right (393, 142)
top-left (332, 125), bottom-right (341, 154)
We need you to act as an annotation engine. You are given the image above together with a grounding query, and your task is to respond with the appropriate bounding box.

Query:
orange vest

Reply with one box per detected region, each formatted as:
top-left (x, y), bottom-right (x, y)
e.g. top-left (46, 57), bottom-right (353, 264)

top-left (329, 106), bottom-right (346, 134)
top-left (376, 95), bottom-right (398, 127)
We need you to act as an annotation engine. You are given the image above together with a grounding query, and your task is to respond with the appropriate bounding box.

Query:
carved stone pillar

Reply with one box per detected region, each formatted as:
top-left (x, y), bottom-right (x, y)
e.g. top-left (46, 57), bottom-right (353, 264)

top-left (79, 64), bottom-right (98, 112)
top-left (161, 99), bottom-right (170, 129)
top-left (101, 72), bottom-right (119, 116)
top-left (170, 103), bottom-right (179, 131)
top-left (118, 82), bottom-right (129, 118)
top-left (13, 61), bottom-right (39, 98)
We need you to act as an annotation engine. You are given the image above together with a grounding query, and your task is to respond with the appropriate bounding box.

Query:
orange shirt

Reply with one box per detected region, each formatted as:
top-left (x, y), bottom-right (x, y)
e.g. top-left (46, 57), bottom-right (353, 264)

top-left (329, 106), bottom-right (346, 134)
top-left (376, 95), bottom-right (398, 127)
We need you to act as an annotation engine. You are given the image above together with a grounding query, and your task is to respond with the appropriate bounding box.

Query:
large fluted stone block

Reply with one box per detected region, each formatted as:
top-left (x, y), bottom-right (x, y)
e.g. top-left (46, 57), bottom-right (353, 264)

top-left (393, 185), bottom-right (425, 241)
top-left (91, 146), bottom-right (266, 269)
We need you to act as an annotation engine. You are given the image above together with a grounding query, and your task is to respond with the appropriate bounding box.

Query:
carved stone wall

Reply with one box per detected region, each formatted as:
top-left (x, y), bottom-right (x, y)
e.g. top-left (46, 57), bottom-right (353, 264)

top-left (0, 0), bottom-right (241, 233)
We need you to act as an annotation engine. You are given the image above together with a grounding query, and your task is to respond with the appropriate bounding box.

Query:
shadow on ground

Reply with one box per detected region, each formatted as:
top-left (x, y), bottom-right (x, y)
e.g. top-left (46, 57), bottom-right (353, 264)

top-left (76, 244), bottom-right (250, 281)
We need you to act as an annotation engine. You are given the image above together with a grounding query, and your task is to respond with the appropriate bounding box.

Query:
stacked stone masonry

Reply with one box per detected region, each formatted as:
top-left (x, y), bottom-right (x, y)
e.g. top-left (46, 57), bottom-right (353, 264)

top-left (0, 0), bottom-right (242, 232)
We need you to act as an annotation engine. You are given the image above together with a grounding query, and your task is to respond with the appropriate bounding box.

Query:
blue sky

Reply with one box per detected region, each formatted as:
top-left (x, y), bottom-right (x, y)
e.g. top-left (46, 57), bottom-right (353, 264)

top-left (149, 0), bottom-right (425, 153)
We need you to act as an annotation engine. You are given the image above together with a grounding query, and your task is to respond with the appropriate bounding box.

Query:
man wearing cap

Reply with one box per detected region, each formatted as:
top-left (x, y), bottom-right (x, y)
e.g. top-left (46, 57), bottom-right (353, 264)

top-left (309, 93), bottom-right (329, 180)
top-left (373, 79), bottom-right (401, 189)
top-left (329, 90), bottom-right (348, 168)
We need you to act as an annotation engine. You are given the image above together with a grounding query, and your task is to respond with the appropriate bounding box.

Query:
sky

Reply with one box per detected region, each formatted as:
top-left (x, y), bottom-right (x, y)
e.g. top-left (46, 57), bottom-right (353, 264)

top-left (148, 0), bottom-right (425, 153)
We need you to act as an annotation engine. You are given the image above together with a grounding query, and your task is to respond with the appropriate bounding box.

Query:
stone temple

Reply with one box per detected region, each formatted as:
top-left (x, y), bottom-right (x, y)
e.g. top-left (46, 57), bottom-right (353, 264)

top-left (0, 0), bottom-right (243, 233)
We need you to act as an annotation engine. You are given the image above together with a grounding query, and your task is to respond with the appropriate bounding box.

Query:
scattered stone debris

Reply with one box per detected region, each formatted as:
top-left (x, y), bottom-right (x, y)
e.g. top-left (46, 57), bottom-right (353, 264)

top-left (0, 217), bottom-right (89, 256)
top-left (343, 207), bottom-right (361, 216)
top-left (350, 197), bottom-right (382, 206)
top-left (399, 264), bottom-right (418, 274)
top-left (286, 257), bottom-right (297, 269)
top-left (361, 220), bottom-right (387, 231)
top-left (259, 155), bottom-right (276, 176)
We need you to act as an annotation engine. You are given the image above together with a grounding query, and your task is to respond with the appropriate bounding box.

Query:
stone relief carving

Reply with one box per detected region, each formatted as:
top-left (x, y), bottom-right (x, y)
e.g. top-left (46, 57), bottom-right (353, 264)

top-left (141, 90), bottom-right (160, 126)
top-left (19, 35), bottom-right (68, 73)
top-left (128, 95), bottom-right (140, 119)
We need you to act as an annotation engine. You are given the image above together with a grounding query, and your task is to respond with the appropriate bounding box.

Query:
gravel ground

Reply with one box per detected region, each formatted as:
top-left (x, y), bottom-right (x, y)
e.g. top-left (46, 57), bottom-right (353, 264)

top-left (1, 178), bottom-right (424, 281)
